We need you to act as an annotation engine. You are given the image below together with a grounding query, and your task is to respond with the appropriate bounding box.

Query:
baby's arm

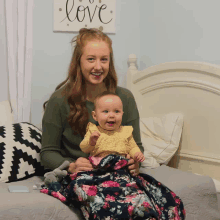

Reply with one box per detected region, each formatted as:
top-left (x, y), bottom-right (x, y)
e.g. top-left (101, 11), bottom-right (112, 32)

top-left (127, 135), bottom-right (145, 162)
top-left (89, 131), bottom-right (100, 146)
top-left (80, 131), bottom-right (100, 153)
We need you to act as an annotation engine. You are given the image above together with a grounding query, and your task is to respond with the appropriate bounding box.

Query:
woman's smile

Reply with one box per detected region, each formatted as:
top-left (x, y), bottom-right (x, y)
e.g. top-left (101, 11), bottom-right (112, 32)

top-left (80, 40), bottom-right (110, 85)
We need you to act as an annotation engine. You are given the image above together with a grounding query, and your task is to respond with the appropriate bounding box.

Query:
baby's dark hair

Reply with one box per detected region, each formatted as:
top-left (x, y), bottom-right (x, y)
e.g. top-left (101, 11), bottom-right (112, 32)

top-left (93, 91), bottom-right (122, 111)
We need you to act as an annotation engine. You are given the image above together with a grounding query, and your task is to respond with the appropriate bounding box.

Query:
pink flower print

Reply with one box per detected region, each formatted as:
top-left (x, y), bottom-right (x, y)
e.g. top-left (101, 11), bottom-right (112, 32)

top-left (126, 182), bottom-right (138, 189)
top-left (128, 205), bottom-right (134, 216)
top-left (90, 156), bottom-right (103, 166)
top-left (102, 181), bottom-right (120, 187)
top-left (182, 209), bottom-right (186, 217)
top-left (173, 206), bottom-right (181, 220)
top-left (82, 185), bottom-right (97, 196)
top-left (103, 201), bottom-right (110, 209)
top-left (175, 197), bottom-right (181, 205)
top-left (114, 192), bottom-right (119, 196)
top-left (78, 194), bottom-right (83, 201)
top-left (114, 159), bottom-right (128, 170)
top-left (40, 189), bottom-right (48, 194)
top-left (143, 201), bottom-right (151, 209)
top-left (105, 194), bottom-right (115, 202)
top-left (125, 195), bottom-right (136, 203)
top-left (51, 191), bottom-right (66, 202)
top-left (70, 172), bottom-right (78, 180)
top-left (82, 185), bottom-right (90, 194)
top-left (155, 204), bottom-right (162, 217)
top-left (87, 186), bottom-right (97, 196)
top-left (171, 191), bottom-right (177, 198)
top-left (138, 190), bottom-right (143, 194)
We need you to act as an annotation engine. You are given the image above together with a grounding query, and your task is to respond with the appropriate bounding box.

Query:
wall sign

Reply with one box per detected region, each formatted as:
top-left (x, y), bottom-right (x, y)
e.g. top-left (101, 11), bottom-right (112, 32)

top-left (54, 0), bottom-right (116, 33)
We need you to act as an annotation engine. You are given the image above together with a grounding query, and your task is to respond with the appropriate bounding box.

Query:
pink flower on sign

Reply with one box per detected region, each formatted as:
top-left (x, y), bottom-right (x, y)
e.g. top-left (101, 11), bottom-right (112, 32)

top-left (40, 189), bottom-right (48, 194)
top-left (87, 186), bottom-right (97, 196)
top-left (105, 194), bottom-right (115, 202)
top-left (114, 160), bottom-right (128, 170)
top-left (128, 205), bottom-right (134, 216)
top-left (102, 181), bottom-right (120, 187)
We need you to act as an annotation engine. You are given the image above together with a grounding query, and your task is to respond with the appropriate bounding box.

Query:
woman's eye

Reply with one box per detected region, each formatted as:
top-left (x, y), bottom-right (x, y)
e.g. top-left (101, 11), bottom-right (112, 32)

top-left (102, 58), bottom-right (108, 62)
top-left (88, 58), bottom-right (94, 61)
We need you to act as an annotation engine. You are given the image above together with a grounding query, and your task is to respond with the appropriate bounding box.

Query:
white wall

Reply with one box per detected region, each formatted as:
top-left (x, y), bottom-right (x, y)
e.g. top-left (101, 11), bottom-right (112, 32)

top-left (139, 0), bottom-right (220, 70)
top-left (31, 0), bottom-right (141, 128)
top-left (31, 0), bottom-right (220, 128)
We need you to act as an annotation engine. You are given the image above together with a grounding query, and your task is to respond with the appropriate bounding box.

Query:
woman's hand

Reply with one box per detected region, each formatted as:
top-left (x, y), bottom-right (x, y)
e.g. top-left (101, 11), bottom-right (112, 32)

top-left (134, 152), bottom-right (145, 162)
top-left (126, 154), bottom-right (140, 176)
top-left (68, 157), bottom-right (93, 173)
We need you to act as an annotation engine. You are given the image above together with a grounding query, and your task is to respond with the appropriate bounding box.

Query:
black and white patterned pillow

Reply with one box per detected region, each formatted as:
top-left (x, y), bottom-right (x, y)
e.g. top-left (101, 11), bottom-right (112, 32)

top-left (0, 122), bottom-right (44, 182)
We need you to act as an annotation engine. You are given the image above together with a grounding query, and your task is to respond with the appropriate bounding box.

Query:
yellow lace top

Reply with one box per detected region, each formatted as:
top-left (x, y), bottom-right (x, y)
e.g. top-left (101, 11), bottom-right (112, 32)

top-left (80, 122), bottom-right (141, 158)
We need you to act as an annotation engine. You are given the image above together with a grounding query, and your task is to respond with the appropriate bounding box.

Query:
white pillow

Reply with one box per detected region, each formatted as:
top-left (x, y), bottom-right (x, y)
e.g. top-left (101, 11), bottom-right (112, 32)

top-left (140, 113), bottom-right (183, 168)
top-left (0, 100), bottom-right (14, 126)
top-left (0, 122), bottom-right (43, 182)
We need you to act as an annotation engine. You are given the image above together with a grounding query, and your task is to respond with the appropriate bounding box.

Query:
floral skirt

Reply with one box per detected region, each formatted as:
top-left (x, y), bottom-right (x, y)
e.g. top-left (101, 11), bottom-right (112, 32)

top-left (41, 155), bottom-right (185, 220)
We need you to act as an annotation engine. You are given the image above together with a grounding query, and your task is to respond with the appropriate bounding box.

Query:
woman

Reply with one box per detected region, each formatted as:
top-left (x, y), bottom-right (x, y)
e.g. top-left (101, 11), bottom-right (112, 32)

top-left (40, 28), bottom-right (142, 176)
top-left (40, 28), bottom-right (185, 219)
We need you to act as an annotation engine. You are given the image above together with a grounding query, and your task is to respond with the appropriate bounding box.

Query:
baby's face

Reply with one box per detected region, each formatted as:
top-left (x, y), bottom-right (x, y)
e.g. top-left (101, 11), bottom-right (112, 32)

top-left (92, 95), bottom-right (123, 131)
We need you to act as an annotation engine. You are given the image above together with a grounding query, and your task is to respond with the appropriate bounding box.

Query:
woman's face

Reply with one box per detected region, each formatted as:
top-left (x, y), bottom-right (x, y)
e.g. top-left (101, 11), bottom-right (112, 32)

top-left (80, 40), bottom-right (110, 85)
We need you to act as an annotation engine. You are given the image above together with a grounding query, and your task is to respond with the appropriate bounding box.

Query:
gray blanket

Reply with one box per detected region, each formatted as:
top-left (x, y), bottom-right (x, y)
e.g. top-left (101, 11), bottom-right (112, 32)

top-left (0, 166), bottom-right (219, 220)
top-left (140, 165), bottom-right (220, 220)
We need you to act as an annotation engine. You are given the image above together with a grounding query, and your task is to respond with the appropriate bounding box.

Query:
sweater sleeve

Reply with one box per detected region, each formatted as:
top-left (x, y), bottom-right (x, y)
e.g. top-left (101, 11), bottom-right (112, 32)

top-left (80, 123), bottom-right (95, 153)
top-left (123, 89), bottom-right (144, 154)
top-left (127, 135), bottom-right (142, 159)
top-left (40, 95), bottom-right (67, 170)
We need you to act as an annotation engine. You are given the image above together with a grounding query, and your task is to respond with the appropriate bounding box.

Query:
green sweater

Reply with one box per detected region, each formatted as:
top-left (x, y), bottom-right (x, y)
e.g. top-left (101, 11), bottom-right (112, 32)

top-left (40, 86), bottom-right (144, 170)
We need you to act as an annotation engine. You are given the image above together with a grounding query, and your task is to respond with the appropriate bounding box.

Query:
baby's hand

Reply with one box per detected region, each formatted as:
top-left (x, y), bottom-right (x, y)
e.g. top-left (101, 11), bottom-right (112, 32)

top-left (134, 152), bottom-right (145, 162)
top-left (89, 131), bottom-right (101, 146)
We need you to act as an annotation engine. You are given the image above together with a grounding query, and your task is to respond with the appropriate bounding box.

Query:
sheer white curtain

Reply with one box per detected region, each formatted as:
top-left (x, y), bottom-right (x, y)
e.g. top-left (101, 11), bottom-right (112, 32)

top-left (5, 0), bottom-right (34, 123)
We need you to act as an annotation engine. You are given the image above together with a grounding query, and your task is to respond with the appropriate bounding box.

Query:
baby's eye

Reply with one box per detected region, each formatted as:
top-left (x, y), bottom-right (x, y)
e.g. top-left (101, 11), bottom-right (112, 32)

top-left (115, 110), bottom-right (119, 113)
top-left (103, 110), bottom-right (108, 113)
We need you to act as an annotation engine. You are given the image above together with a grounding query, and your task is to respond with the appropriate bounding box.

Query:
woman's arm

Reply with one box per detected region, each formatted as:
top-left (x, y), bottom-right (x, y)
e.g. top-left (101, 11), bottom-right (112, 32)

top-left (121, 87), bottom-right (144, 175)
top-left (40, 96), bottom-right (68, 170)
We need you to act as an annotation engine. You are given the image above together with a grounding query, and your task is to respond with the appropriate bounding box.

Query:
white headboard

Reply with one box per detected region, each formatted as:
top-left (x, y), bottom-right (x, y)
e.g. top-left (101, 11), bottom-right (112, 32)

top-left (127, 54), bottom-right (220, 181)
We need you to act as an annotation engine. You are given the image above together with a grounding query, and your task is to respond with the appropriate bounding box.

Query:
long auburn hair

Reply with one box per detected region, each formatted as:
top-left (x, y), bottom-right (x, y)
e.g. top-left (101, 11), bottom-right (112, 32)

top-left (43, 28), bottom-right (118, 137)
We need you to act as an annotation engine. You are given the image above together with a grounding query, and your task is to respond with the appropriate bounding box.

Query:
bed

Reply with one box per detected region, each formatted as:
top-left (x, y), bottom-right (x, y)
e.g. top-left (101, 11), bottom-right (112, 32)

top-left (0, 56), bottom-right (219, 219)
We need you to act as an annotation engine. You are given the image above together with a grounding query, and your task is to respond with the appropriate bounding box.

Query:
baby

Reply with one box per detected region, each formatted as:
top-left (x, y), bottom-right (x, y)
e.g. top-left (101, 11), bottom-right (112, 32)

top-left (80, 91), bottom-right (145, 162)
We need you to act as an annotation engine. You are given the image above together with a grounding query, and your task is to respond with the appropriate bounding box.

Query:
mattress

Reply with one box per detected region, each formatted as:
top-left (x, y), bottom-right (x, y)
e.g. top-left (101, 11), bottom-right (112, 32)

top-left (194, 173), bottom-right (220, 193)
top-left (0, 171), bottom-right (219, 220)
top-left (0, 176), bottom-right (84, 220)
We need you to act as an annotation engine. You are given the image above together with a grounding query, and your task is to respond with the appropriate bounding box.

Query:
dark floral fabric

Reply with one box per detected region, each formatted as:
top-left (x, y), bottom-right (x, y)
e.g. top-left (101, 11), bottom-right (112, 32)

top-left (41, 155), bottom-right (185, 220)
